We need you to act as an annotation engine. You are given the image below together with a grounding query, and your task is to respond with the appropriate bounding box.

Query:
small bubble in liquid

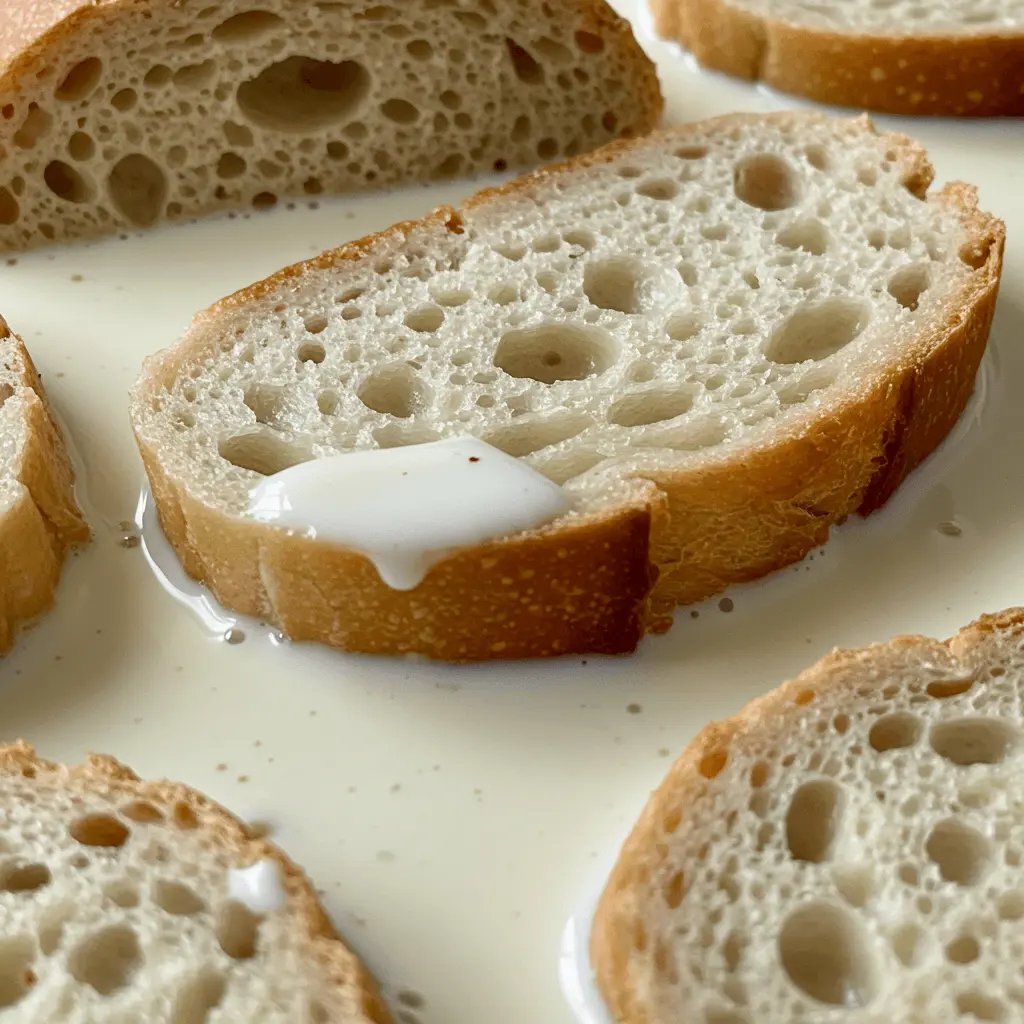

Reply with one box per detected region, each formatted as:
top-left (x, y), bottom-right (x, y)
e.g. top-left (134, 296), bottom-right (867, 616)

top-left (718, 597), bottom-right (735, 613)
top-left (937, 520), bottom-right (963, 537)
top-left (224, 628), bottom-right (246, 645)
top-left (269, 629), bottom-right (287, 645)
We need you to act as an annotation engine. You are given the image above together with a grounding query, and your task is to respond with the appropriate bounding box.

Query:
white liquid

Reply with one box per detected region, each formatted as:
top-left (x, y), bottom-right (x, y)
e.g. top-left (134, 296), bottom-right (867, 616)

top-left (246, 436), bottom-right (573, 590)
top-left (228, 859), bottom-right (288, 915)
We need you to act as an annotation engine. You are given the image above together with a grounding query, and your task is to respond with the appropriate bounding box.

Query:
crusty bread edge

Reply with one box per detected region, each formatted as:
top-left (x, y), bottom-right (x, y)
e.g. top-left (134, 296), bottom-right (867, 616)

top-left (0, 322), bottom-right (89, 655)
top-left (590, 607), bottom-right (1024, 1022)
top-left (0, 740), bottom-right (393, 1024)
top-left (653, 0), bottom-right (1024, 116)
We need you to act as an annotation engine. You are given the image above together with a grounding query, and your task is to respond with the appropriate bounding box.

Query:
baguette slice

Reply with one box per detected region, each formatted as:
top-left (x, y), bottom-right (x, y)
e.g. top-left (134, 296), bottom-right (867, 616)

top-left (0, 741), bottom-right (391, 1022)
top-left (652, 0), bottom-right (1024, 116)
top-left (130, 111), bottom-right (1004, 662)
top-left (0, 0), bottom-right (661, 252)
top-left (0, 321), bottom-right (88, 654)
top-left (592, 609), bottom-right (1024, 1023)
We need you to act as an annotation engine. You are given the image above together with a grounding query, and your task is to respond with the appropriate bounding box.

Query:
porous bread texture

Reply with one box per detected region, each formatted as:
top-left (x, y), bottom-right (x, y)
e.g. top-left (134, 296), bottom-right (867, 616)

top-left (652, 0), bottom-right (1024, 116)
top-left (131, 111), bottom-right (1004, 661)
top-left (0, 742), bottom-right (390, 1023)
top-left (0, 323), bottom-right (88, 654)
top-left (591, 609), bottom-right (1024, 1024)
top-left (0, 0), bottom-right (662, 251)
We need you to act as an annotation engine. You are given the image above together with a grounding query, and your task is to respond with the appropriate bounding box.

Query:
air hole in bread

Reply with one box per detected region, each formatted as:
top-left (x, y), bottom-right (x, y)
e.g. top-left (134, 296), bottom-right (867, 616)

top-left (608, 385), bottom-right (696, 428)
top-left (0, 862), bottom-right (51, 894)
top-left (764, 299), bottom-right (868, 364)
top-left (55, 58), bottom-right (103, 101)
top-left (804, 145), bottom-right (830, 171)
top-left (244, 383), bottom-right (286, 424)
top-left (777, 218), bottom-right (829, 256)
top-left (303, 316), bottom-right (329, 337)
top-left (887, 264), bottom-right (931, 311)
top-left (930, 718), bottom-right (1020, 766)
top-left (380, 98), bottom-right (419, 125)
top-left (663, 870), bottom-right (685, 909)
top-left (636, 178), bottom-right (679, 201)
top-left (733, 154), bottom-right (800, 211)
top-left (69, 813), bottom-right (130, 848)
top-left (358, 363), bottom-right (428, 418)
top-left (111, 88), bottom-right (138, 112)
top-left (44, 160), bottom-right (93, 204)
top-left (108, 154), bottom-right (168, 227)
top-left (253, 191), bottom-right (278, 210)
top-left (0, 188), bottom-right (19, 227)
top-left (926, 818), bottom-right (992, 886)
top-left (38, 902), bottom-right (74, 955)
top-left (404, 306), bottom-right (444, 333)
top-left (237, 58), bottom-right (370, 132)
top-left (373, 423), bottom-right (442, 449)
top-left (69, 924), bottom-right (141, 994)
top-left (946, 934), bottom-right (981, 964)
top-left (869, 712), bottom-right (922, 752)
top-left (998, 891), bottom-right (1024, 921)
top-left (891, 922), bottom-right (927, 967)
top-left (219, 428), bottom-right (312, 475)
top-left (317, 390), bottom-right (340, 415)
top-left (678, 262), bottom-right (698, 287)
top-left (488, 284), bottom-right (518, 305)
top-left (153, 879), bottom-right (206, 916)
top-left (68, 132), bottom-right (96, 161)
top-left (433, 290), bottom-right (471, 307)
top-left (704, 1009), bottom-right (746, 1024)
top-left (505, 39), bottom-right (544, 84)
top-left (583, 257), bottom-right (645, 314)
top-left (665, 313), bottom-right (702, 343)
top-left (778, 902), bottom-right (878, 1007)
top-left (699, 749), bottom-right (728, 779)
top-left (482, 411), bottom-right (592, 457)
top-left (834, 864), bottom-right (873, 908)
top-left (0, 937), bottom-right (35, 1008)
top-left (172, 968), bottom-right (227, 1024)
top-left (216, 901), bottom-right (260, 959)
top-left (104, 879), bottom-right (140, 908)
top-left (217, 153), bottom-right (247, 179)
top-left (786, 779), bottom-right (843, 863)
top-left (13, 105), bottom-right (52, 150)
top-left (213, 10), bottom-right (284, 42)
top-left (927, 677), bottom-right (974, 699)
top-left (776, 365), bottom-right (835, 406)
top-left (174, 61), bottom-right (217, 91)
top-left (956, 992), bottom-right (1006, 1021)
top-left (297, 341), bottom-right (326, 364)
top-left (494, 323), bottom-right (616, 384)
top-left (960, 237), bottom-right (994, 271)
top-left (144, 65), bottom-right (172, 89)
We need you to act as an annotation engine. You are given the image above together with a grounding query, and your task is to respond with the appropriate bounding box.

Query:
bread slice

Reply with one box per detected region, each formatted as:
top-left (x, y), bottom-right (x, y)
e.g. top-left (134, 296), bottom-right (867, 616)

top-left (0, 0), bottom-right (661, 252)
top-left (652, 0), bottom-right (1024, 116)
top-left (591, 608), bottom-right (1024, 1023)
top-left (0, 321), bottom-right (88, 654)
top-left (130, 111), bottom-right (1004, 662)
top-left (0, 741), bottom-right (391, 1022)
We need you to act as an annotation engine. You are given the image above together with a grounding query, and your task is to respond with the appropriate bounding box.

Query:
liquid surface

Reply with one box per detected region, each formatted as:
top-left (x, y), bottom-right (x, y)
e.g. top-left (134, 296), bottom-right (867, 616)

top-left (0, 3), bottom-right (1021, 1022)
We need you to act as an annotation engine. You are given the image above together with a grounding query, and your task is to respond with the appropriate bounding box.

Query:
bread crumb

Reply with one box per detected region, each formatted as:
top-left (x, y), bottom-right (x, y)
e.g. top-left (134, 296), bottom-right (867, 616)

top-left (627, 703), bottom-right (642, 714)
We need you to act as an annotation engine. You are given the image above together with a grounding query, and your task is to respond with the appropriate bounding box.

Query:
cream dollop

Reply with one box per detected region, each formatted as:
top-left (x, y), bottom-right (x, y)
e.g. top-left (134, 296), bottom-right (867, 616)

top-left (228, 859), bottom-right (287, 915)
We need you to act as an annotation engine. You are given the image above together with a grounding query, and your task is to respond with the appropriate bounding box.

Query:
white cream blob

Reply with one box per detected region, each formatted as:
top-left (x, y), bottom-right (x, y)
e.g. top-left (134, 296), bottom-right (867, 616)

top-left (245, 436), bottom-right (573, 590)
top-left (228, 858), bottom-right (288, 915)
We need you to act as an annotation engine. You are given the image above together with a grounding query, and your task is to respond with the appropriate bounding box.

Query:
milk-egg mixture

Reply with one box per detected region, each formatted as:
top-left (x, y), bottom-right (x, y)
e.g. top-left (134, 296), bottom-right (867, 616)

top-left (0, 2), bottom-right (1021, 1022)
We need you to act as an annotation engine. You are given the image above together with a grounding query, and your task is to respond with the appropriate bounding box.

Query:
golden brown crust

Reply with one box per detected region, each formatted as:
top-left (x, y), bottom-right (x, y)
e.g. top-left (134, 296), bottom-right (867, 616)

top-left (0, 741), bottom-right (393, 1024)
top-left (591, 608), bottom-right (1024, 1022)
top-left (0, 321), bottom-right (89, 655)
top-left (132, 112), bottom-right (1004, 661)
top-left (653, 0), bottom-right (1024, 116)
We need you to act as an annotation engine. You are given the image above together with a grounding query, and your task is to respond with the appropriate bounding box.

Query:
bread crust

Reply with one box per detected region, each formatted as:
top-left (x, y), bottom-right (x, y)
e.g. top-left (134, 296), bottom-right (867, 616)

top-left (132, 112), bottom-right (1004, 661)
top-left (0, 740), bottom-right (393, 1023)
top-left (591, 607), bottom-right (1024, 1023)
top-left (653, 0), bottom-right (1024, 116)
top-left (0, 321), bottom-right (89, 654)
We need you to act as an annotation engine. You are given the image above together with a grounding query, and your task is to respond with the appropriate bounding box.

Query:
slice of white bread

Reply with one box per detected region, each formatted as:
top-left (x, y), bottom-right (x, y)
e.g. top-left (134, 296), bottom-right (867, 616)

top-left (130, 111), bottom-right (1004, 662)
top-left (0, 0), bottom-right (661, 251)
top-left (591, 608), bottom-right (1024, 1023)
top-left (0, 741), bottom-right (391, 1022)
top-left (0, 322), bottom-right (88, 654)
top-left (652, 0), bottom-right (1024, 116)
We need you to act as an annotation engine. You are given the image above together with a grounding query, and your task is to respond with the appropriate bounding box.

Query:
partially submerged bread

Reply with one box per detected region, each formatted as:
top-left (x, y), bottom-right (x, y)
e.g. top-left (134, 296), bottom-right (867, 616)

top-left (0, 321), bottom-right (88, 654)
top-left (653, 0), bottom-right (1024, 116)
top-left (0, 0), bottom-right (661, 251)
top-left (592, 608), bottom-right (1024, 1023)
top-left (0, 741), bottom-right (390, 1022)
top-left (131, 111), bottom-right (1004, 661)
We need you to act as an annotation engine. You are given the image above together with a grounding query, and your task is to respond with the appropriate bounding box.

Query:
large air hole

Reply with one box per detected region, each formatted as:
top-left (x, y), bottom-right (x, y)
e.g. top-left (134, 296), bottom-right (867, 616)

top-left (373, 423), bottom-right (442, 449)
top-left (764, 299), bottom-right (868, 364)
top-left (583, 257), bottom-right (646, 314)
top-left (608, 385), bottom-right (696, 428)
top-left (891, 922), bottom-right (927, 967)
top-left (14, 105), bottom-right (53, 150)
top-left (213, 11), bottom-right (285, 42)
top-left (775, 365), bottom-right (835, 406)
top-left (108, 154), bottom-right (167, 227)
top-left (0, 937), bottom-right (35, 1007)
top-left (786, 779), bottom-right (843, 863)
top-left (69, 924), bottom-right (141, 994)
top-left (237, 58), bottom-right (370, 132)
top-left (734, 154), bottom-right (800, 210)
top-left (172, 969), bottom-right (227, 1024)
top-left (778, 902), bottom-right (878, 1007)
top-left (665, 312), bottom-right (703, 342)
top-left (404, 306), bottom-right (444, 333)
top-left (930, 718), bottom-right (1020, 766)
top-left (219, 428), bottom-right (313, 476)
top-left (633, 416), bottom-right (727, 451)
top-left (381, 99), bottom-right (419, 124)
top-left (0, 862), bottom-right (51, 893)
top-left (56, 58), bottom-right (103, 101)
top-left (926, 818), bottom-right (992, 886)
top-left (357, 364), bottom-right (429, 418)
top-left (777, 218), bottom-right (829, 255)
top-left (887, 264), bottom-right (932, 311)
top-left (153, 880), bottom-right (205, 916)
top-left (216, 901), bottom-right (260, 960)
top-left (505, 39), bottom-right (544, 83)
top-left (482, 411), bottom-right (592, 457)
top-left (956, 993), bottom-right (1006, 1021)
top-left (0, 188), bottom-right (19, 226)
top-left (869, 712), bottom-right (922, 752)
top-left (494, 324), bottom-right (616, 384)
top-left (44, 161), bottom-right (93, 204)
top-left (69, 813), bottom-right (129, 847)
top-left (636, 178), bottom-right (679, 201)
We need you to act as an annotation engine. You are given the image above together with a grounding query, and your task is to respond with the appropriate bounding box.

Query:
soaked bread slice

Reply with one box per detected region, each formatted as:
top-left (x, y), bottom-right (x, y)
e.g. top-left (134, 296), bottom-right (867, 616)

top-left (131, 112), bottom-right (1003, 661)
top-left (0, 322), bottom-right (88, 653)
top-left (652, 0), bottom-right (1024, 116)
top-left (0, 742), bottom-right (391, 1022)
top-left (0, 0), bottom-right (660, 251)
top-left (592, 609), bottom-right (1024, 1023)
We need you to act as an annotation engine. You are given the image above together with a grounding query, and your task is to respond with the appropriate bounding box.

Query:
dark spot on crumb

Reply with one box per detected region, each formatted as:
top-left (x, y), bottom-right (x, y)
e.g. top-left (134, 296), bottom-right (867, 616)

top-left (690, 609), bottom-right (699, 618)
top-left (398, 990), bottom-right (426, 1009)
top-left (718, 597), bottom-right (734, 613)
top-left (469, 456), bottom-right (480, 462)
top-left (627, 703), bottom-right (642, 714)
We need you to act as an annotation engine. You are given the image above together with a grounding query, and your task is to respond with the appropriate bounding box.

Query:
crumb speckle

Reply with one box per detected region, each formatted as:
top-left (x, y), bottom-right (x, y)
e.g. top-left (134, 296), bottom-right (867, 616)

top-left (938, 520), bottom-right (963, 537)
top-left (627, 703), bottom-right (642, 714)
top-left (658, 747), bottom-right (671, 758)
top-left (237, 775), bottom-right (249, 784)
top-left (216, 763), bottom-right (228, 772)
top-left (376, 850), bottom-right (396, 863)
top-left (690, 609), bottom-right (699, 618)
top-left (398, 990), bottom-right (426, 1009)
top-left (718, 597), bottom-right (734, 613)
